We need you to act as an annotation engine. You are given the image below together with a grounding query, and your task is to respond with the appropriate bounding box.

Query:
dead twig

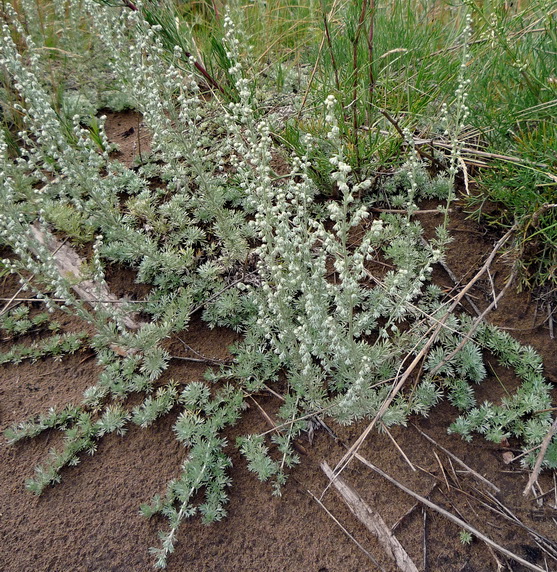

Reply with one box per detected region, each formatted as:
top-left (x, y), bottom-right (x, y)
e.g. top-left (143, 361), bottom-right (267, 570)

top-left (554, 472), bottom-right (557, 509)
top-left (378, 109), bottom-right (444, 170)
top-left (481, 489), bottom-right (557, 561)
top-left (175, 336), bottom-right (231, 365)
top-left (322, 462), bottom-right (419, 572)
top-left (391, 501), bottom-right (419, 533)
top-left (170, 355), bottom-right (229, 365)
top-left (391, 482), bottom-right (438, 533)
top-left (372, 207), bottom-right (449, 214)
top-left (0, 287), bottom-right (29, 317)
top-left (524, 417), bottom-right (557, 497)
top-left (433, 450), bottom-right (450, 492)
top-left (417, 459), bottom-right (557, 563)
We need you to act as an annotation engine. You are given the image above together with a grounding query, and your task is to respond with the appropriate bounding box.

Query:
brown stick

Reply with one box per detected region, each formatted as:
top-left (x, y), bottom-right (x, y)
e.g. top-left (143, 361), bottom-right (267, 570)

top-left (322, 462), bottom-right (419, 572)
top-left (249, 396), bottom-right (308, 457)
top-left (378, 110), bottom-right (444, 170)
top-left (122, 0), bottom-right (138, 11)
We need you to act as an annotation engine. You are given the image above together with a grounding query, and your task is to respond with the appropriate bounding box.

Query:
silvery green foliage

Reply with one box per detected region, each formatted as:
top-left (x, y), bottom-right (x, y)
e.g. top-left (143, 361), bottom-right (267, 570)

top-left (84, 0), bottom-right (253, 292)
top-left (0, 332), bottom-right (86, 365)
top-left (382, 161), bottom-right (453, 207)
top-left (0, 20), bottom-right (137, 329)
top-left (0, 305), bottom-right (58, 335)
top-left (1, 2), bottom-right (555, 570)
top-left (1, 5), bottom-right (255, 568)
top-left (219, 34), bottom-right (555, 490)
top-left (223, 87), bottom-right (452, 485)
top-left (449, 322), bottom-right (554, 466)
top-left (141, 383), bottom-right (245, 569)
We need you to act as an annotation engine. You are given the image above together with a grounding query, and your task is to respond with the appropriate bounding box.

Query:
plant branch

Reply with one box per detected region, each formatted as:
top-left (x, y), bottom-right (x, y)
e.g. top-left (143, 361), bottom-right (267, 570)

top-left (332, 225), bottom-right (517, 482)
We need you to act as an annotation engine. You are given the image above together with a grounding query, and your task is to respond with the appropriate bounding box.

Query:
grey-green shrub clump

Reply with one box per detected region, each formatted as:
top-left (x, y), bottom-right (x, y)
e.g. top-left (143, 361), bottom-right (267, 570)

top-left (1, 1), bottom-right (555, 569)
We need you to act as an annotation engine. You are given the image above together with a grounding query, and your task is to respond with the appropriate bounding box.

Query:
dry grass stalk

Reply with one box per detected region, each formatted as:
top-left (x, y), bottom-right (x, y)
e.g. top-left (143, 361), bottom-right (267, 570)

top-left (428, 256), bottom-right (518, 378)
top-left (524, 417), bottom-right (557, 497)
top-left (419, 236), bottom-right (482, 317)
top-left (383, 130), bottom-right (557, 179)
top-left (308, 489), bottom-right (387, 571)
top-left (418, 463), bottom-right (557, 563)
top-left (321, 462), bottom-right (419, 572)
top-left (380, 422), bottom-right (416, 472)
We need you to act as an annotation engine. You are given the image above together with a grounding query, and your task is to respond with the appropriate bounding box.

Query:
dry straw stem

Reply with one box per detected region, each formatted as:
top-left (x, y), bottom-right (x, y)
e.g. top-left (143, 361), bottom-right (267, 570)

top-left (0, 279), bottom-right (36, 317)
top-left (428, 265), bottom-right (518, 379)
top-left (321, 462), bottom-right (419, 572)
top-left (332, 224), bottom-right (517, 483)
top-left (349, 453), bottom-right (546, 572)
top-left (419, 236), bottom-right (482, 317)
top-left (308, 489), bottom-right (387, 571)
top-left (380, 422), bottom-right (416, 472)
top-left (478, 490), bottom-right (557, 561)
top-left (392, 131), bottom-right (557, 182)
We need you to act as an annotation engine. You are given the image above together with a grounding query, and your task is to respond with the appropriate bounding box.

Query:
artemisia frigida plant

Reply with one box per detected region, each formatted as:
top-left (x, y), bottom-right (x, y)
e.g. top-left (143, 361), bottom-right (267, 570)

top-left (1, 2), bottom-right (554, 569)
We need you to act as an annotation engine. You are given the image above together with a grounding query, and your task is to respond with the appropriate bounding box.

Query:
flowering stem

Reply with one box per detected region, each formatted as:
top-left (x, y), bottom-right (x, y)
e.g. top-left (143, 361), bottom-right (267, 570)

top-left (121, 0), bottom-right (224, 93)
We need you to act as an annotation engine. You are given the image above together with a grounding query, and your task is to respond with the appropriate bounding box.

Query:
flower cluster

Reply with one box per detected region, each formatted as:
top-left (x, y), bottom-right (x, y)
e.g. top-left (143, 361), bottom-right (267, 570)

top-left (441, 13), bottom-right (472, 182)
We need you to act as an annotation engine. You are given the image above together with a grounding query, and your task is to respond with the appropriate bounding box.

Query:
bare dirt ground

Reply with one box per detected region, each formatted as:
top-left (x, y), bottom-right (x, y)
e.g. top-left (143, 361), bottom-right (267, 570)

top-left (1, 112), bottom-right (556, 572)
